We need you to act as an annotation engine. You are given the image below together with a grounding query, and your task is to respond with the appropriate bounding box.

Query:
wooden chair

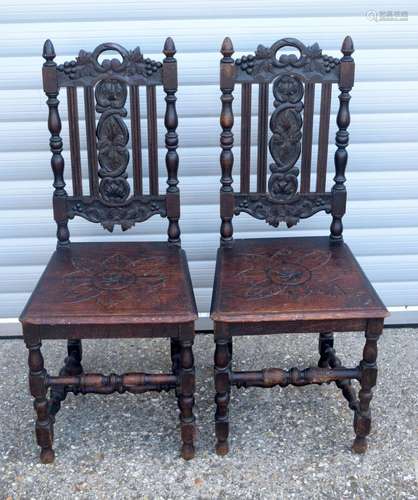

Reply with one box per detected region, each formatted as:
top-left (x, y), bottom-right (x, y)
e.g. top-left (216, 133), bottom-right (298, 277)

top-left (211, 36), bottom-right (389, 456)
top-left (20, 39), bottom-right (197, 463)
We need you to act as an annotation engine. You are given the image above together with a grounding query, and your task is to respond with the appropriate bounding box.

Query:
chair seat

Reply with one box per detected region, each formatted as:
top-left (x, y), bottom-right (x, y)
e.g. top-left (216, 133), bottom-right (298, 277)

top-left (211, 237), bottom-right (389, 323)
top-left (20, 242), bottom-right (197, 326)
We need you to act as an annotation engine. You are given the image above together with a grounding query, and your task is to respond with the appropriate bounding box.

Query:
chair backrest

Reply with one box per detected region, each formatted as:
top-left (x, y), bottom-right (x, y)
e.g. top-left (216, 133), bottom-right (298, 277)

top-left (42, 38), bottom-right (180, 246)
top-left (218, 36), bottom-right (355, 243)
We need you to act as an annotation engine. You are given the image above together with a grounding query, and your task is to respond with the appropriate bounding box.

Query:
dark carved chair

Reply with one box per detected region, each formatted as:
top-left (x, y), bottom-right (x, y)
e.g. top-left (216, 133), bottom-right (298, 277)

top-left (20, 39), bottom-right (197, 463)
top-left (211, 36), bottom-right (389, 455)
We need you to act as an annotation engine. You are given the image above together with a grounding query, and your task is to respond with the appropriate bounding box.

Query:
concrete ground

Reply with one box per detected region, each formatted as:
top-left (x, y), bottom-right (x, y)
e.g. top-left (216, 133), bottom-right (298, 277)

top-left (0, 328), bottom-right (417, 499)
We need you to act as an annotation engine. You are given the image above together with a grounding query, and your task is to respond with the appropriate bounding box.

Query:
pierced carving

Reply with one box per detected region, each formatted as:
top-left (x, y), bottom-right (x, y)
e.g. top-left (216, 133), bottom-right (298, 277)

top-left (63, 253), bottom-right (166, 307)
top-left (95, 78), bottom-right (130, 204)
top-left (57, 43), bottom-right (162, 86)
top-left (67, 196), bottom-right (166, 232)
top-left (268, 74), bottom-right (304, 202)
top-left (234, 193), bottom-right (332, 228)
top-left (235, 38), bottom-right (340, 82)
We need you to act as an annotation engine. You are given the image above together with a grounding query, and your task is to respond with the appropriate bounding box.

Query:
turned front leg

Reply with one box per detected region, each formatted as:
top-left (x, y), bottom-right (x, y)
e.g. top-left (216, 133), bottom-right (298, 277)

top-left (352, 320), bottom-right (383, 453)
top-left (26, 340), bottom-right (55, 464)
top-left (214, 337), bottom-right (231, 456)
top-left (178, 339), bottom-right (196, 460)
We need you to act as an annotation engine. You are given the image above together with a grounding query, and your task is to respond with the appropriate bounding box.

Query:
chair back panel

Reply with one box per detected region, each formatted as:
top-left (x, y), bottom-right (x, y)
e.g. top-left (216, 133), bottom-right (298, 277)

top-left (42, 39), bottom-right (180, 245)
top-left (219, 37), bottom-right (355, 243)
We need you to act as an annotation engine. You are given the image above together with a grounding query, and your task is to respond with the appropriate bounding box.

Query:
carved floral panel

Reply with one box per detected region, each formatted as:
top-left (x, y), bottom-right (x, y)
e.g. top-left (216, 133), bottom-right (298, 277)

top-left (95, 78), bottom-right (131, 205)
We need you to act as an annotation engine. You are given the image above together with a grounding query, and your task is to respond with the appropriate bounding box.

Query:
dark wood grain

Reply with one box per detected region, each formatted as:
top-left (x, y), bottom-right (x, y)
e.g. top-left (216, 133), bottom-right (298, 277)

top-left (330, 36), bottom-right (355, 240)
top-left (219, 37), bottom-right (235, 243)
top-left (21, 39), bottom-right (196, 464)
top-left (21, 242), bottom-right (198, 326)
top-left (42, 40), bottom-right (69, 246)
top-left (213, 36), bottom-right (388, 456)
top-left (240, 83), bottom-right (251, 193)
top-left (84, 85), bottom-right (99, 196)
top-left (256, 83), bottom-right (269, 192)
top-left (316, 82), bottom-right (332, 192)
top-left (163, 37), bottom-right (180, 244)
top-left (147, 85), bottom-right (159, 196)
top-left (211, 237), bottom-right (388, 323)
top-left (66, 87), bottom-right (82, 196)
top-left (130, 84), bottom-right (143, 195)
top-left (300, 82), bottom-right (315, 193)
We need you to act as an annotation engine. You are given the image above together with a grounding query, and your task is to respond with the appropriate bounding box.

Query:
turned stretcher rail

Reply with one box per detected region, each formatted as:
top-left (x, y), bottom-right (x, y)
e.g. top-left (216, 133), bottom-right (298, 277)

top-left (46, 372), bottom-right (177, 395)
top-left (231, 366), bottom-right (361, 388)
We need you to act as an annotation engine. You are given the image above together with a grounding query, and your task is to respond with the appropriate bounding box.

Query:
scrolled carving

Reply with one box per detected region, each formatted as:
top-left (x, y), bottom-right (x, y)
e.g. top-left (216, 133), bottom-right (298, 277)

top-left (235, 38), bottom-right (340, 82)
top-left (268, 74), bottom-right (304, 202)
top-left (56, 43), bottom-right (163, 85)
top-left (67, 196), bottom-right (167, 232)
top-left (234, 193), bottom-right (332, 228)
top-left (95, 78), bottom-right (130, 204)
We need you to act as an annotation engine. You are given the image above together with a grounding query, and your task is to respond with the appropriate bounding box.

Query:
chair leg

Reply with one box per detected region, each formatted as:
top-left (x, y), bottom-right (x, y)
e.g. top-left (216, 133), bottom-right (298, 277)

top-left (318, 332), bottom-right (334, 367)
top-left (170, 338), bottom-right (181, 376)
top-left (215, 337), bottom-right (231, 456)
top-left (50, 339), bottom-right (83, 417)
top-left (66, 339), bottom-right (83, 375)
top-left (26, 340), bottom-right (55, 464)
top-left (352, 320), bottom-right (383, 454)
top-left (178, 339), bottom-right (196, 460)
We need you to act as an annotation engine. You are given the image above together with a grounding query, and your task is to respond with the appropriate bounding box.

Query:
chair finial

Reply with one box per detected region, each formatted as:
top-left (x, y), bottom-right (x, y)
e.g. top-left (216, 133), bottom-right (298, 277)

top-left (341, 36), bottom-right (354, 57)
top-left (163, 37), bottom-right (176, 57)
top-left (43, 39), bottom-right (56, 61)
top-left (221, 37), bottom-right (234, 57)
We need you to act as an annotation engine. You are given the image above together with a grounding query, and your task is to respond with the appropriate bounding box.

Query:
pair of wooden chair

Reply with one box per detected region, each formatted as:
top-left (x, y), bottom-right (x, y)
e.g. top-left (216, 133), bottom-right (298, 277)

top-left (20, 36), bottom-right (388, 463)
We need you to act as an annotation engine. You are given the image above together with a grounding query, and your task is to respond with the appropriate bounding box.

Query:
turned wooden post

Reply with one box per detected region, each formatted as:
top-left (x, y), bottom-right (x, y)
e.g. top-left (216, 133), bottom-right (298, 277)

top-left (352, 319), bottom-right (383, 453)
top-left (50, 339), bottom-right (83, 417)
top-left (163, 37), bottom-right (180, 245)
top-left (66, 339), bottom-right (83, 375)
top-left (214, 333), bottom-right (231, 455)
top-left (170, 338), bottom-right (181, 376)
top-left (318, 332), bottom-right (334, 368)
top-left (330, 36), bottom-right (354, 241)
top-left (26, 339), bottom-right (55, 464)
top-left (219, 37), bottom-right (235, 243)
top-left (178, 338), bottom-right (196, 460)
top-left (42, 39), bottom-right (69, 247)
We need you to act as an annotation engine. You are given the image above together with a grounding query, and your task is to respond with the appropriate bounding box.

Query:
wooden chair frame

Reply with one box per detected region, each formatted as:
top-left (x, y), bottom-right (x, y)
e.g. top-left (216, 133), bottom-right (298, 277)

top-left (211, 36), bottom-right (389, 456)
top-left (20, 38), bottom-right (197, 463)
